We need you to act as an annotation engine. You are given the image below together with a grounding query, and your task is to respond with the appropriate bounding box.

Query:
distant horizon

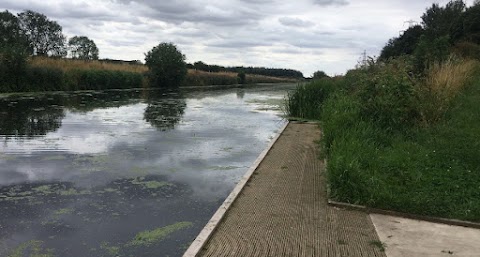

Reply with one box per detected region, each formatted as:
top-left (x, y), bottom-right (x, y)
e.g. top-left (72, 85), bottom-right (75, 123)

top-left (1, 0), bottom-right (475, 77)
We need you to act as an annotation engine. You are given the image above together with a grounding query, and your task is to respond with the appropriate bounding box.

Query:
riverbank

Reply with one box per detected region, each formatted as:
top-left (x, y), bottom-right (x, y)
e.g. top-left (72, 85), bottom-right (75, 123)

top-left (185, 123), bottom-right (480, 257)
top-left (0, 57), bottom-right (298, 93)
top-left (285, 59), bottom-right (480, 222)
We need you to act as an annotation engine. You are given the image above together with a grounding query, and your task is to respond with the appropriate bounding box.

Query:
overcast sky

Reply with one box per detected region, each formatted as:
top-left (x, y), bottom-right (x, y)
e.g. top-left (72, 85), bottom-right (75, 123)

top-left (1, 0), bottom-right (475, 76)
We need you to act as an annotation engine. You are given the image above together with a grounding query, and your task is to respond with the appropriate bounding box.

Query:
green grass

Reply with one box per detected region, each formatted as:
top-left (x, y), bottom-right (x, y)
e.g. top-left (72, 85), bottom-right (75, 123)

top-left (287, 61), bottom-right (480, 222)
top-left (284, 79), bottom-right (340, 120)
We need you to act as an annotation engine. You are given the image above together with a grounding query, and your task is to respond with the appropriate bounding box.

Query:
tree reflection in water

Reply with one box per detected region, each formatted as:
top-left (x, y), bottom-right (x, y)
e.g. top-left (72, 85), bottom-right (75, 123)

top-left (143, 89), bottom-right (186, 131)
top-left (0, 96), bottom-right (65, 138)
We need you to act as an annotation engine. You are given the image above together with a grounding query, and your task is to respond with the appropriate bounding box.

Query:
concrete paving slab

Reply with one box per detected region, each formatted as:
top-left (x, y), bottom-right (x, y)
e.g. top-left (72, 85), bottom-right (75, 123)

top-left (371, 213), bottom-right (480, 257)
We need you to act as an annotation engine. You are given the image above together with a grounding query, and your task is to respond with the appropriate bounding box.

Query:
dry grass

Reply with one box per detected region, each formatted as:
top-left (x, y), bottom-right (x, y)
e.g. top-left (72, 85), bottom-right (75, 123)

top-left (29, 56), bottom-right (148, 73)
top-left (29, 57), bottom-right (296, 87)
top-left (186, 69), bottom-right (295, 86)
top-left (419, 57), bottom-right (478, 123)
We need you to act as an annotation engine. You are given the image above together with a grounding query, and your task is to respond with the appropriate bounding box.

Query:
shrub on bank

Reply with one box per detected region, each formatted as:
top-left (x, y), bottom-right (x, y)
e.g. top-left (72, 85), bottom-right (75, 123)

top-left (285, 78), bottom-right (340, 120)
top-left (287, 57), bottom-right (480, 221)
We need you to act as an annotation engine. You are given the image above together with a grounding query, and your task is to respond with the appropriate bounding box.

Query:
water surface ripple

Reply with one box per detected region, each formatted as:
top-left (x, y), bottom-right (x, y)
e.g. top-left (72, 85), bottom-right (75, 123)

top-left (0, 84), bottom-right (294, 257)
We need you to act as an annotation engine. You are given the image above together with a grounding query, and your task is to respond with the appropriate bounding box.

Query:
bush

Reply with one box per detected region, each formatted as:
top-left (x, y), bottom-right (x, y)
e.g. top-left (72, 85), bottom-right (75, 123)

top-left (145, 42), bottom-right (187, 88)
top-left (24, 66), bottom-right (64, 91)
top-left (0, 45), bottom-right (29, 92)
top-left (355, 58), bottom-right (420, 131)
top-left (285, 78), bottom-right (341, 120)
top-left (413, 35), bottom-right (450, 73)
top-left (75, 70), bottom-right (143, 90)
top-left (237, 72), bottom-right (246, 84)
top-left (453, 41), bottom-right (480, 60)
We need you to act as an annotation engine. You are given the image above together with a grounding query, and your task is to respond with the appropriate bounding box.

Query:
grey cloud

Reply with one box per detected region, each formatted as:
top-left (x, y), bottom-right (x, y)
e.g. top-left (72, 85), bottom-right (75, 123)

top-left (279, 17), bottom-right (314, 27)
top-left (313, 0), bottom-right (349, 6)
top-left (238, 0), bottom-right (276, 3)
top-left (207, 39), bottom-right (272, 49)
top-left (115, 0), bottom-right (264, 26)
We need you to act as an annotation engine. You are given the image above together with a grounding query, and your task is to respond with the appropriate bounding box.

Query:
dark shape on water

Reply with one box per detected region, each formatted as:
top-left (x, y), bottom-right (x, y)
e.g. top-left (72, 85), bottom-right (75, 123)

top-left (0, 95), bottom-right (65, 138)
top-left (143, 89), bottom-right (186, 131)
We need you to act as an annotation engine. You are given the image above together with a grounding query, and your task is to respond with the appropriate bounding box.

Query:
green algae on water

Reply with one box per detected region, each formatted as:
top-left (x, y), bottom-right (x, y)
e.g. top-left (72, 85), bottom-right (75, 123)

top-left (127, 222), bottom-right (193, 247)
top-left (131, 177), bottom-right (172, 189)
top-left (100, 242), bottom-right (120, 256)
top-left (7, 240), bottom-right (55, 257)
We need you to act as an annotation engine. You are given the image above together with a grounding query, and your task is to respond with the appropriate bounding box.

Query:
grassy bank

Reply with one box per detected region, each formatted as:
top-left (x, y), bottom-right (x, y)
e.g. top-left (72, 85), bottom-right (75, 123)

top-left (287, 57), bottom-right (480, 222)
top-left (0, 57), bottom-right (297, 93)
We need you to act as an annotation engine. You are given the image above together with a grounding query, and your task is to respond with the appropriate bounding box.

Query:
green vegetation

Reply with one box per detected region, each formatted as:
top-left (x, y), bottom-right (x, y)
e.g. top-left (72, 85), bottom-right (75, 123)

top-left (68, 36), bottom-right (99, 60)
top-left (287, 0), bottom-right (480, 221)
top-left (7, 240), bottom-right (54, 257)
top-left (145, 42), bottom-right (187, 88)
top-left (1, 9), bottom-right (299, 92)
top-left (369, 240), bottom-right (386, 252)
top-left (100, 242), bottom-right (120, 256)
top-left (312, 70), bottom-right (329, 80)
top-left (131, 177), bottom-right (172, 189)
top-left (127, 222), bottom-right (193, 247)
top-left (18, 10), bottom-right (66, 57)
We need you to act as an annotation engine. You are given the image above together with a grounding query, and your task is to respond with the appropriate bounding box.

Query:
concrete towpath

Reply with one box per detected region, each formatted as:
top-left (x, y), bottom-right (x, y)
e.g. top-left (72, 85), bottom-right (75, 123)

top-left (193, 123), bottom-right (386, 257)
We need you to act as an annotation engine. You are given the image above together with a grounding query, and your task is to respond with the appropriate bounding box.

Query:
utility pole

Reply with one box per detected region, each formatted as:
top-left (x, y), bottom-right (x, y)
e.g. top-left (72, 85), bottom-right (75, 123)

top-left (362, 50), bottom-right (367, 66)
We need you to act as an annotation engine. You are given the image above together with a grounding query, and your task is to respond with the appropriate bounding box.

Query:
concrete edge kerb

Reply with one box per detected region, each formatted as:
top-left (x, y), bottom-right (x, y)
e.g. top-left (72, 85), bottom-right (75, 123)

top-left (182, 121), bottom-right (290, 257)
top-left (328, 200), bottom-right (480, 230)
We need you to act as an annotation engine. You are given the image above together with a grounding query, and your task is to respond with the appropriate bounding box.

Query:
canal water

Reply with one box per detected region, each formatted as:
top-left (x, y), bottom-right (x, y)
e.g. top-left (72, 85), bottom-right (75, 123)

top-left (0, 84), bottom-right (295, 257)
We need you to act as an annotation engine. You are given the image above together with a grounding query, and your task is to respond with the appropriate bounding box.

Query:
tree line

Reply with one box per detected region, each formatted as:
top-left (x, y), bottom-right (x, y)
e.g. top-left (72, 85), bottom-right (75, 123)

top-left (186, 61), bottom-right (304, 79)
top-left (379, 0), bottom-right (480, 71)
top-left (1, 9), bottom-right (302, 91)
top-left (0, 10), bottom-right (98, 59)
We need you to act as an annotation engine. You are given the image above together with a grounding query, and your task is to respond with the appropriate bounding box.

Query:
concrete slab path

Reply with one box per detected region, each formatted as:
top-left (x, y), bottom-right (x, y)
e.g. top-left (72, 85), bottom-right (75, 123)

top-left (197, 123), bottom-right (386, 257)
top-left (371, 213), bottom-right (480, 257)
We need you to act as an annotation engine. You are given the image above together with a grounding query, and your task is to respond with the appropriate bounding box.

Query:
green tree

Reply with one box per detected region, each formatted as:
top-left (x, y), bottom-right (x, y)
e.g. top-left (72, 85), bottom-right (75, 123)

top-left (421, 1), bottom-right (465, 41)
top-left (18, 10), bottom-right (66, 57)
top-left (145, 42), bottom-right (187, 88)
top-left (68, 36), bottom-right (99, 60)
top-left (413, 35), bottom-right (450, 73)
top-left (0, 10), bottom-right (29, 49)
top-left (193, 61), bottom-right (208, 71)
top-left (237, 71), bottom-right (246, 84)
top-left (379, 25), bottom-right (424, 60)
top-left (312, 70), bottom-right (329, 79)
top-left (0, 11), bottom-right (30, 91)
top-left (463, 4), bottom-right (480, 44)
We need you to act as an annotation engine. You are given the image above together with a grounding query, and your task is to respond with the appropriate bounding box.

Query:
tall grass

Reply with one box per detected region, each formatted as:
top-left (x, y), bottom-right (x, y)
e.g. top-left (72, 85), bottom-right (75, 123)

top-left (184, 69), bottom-right (295, 87)
top-left (1, 57), bottom-right (298, 93)
top-left (285, 78), bottom-right (340, 120)
top-left (287, 58), bottom-right (480, 221)
top-left (29, 56), bottom-right (148, 73)
top-left (418, 57), bottom-right (478, 124)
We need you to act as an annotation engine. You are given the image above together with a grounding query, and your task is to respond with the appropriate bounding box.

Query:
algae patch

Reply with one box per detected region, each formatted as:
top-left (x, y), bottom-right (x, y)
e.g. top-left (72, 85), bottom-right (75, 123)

top-left (7, 240), bottom-right (54, 257)
top-left (131, 177), bottom-right (172, 189)
top-left (208, 165), bottom-right (240, 171)
top-left (100, 242), bottom-right (120, 256)
top-left (127, 222), bottom-right (193, 247)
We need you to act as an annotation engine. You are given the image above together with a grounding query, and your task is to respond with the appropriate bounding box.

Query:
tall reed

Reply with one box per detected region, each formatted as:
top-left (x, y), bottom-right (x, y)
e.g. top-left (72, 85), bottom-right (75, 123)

top-left (418, 57), bottom-right (478, 124)
top-left (29, 57), bottom-right (148, 73)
